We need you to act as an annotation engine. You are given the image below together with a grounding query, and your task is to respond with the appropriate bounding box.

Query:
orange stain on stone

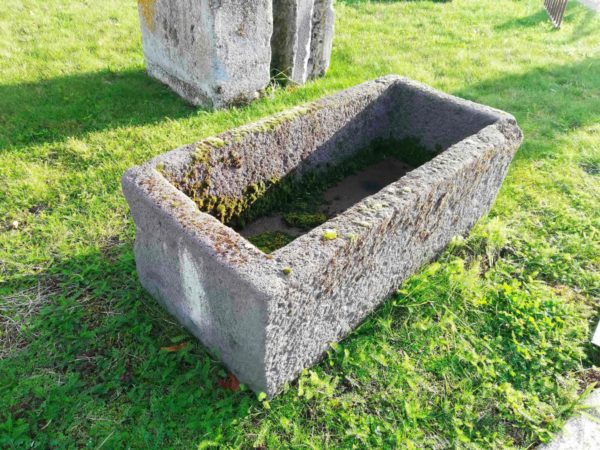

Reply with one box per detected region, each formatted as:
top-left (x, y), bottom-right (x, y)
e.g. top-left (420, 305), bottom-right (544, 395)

top-left (138, 0), bottom-right (156, 32)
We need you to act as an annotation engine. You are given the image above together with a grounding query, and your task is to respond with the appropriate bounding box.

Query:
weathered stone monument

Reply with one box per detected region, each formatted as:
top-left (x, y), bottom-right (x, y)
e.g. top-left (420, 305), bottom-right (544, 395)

top-left (137, 0), bottom-right (273, 108)
top-left (137, 0), bottom-right (335, 108)
top-left (271, 0), bottom-right (335, 83)
top-left (122, 76), bottom-right (523, 396)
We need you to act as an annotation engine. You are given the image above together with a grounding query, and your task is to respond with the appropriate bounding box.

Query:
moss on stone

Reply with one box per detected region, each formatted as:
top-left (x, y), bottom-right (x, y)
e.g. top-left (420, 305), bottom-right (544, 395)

top-left (226, 104), bottom-right (320, 144)
top-left (283, 212), bottom-right (327, 230)
top-left (247, 231), bottom-right (296, 254)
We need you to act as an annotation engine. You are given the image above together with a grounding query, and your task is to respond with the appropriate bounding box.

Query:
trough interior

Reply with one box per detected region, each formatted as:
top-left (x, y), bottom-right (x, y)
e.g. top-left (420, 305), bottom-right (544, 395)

top-left (161, 81), bottom-right (499, 252)
top-left (236, 141), bottom-right (433, 253)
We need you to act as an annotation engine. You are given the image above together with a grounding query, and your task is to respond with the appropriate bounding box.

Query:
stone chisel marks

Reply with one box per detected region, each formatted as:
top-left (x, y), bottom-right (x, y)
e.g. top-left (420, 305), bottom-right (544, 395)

top-left (122, 76), bottom-right (523, 396)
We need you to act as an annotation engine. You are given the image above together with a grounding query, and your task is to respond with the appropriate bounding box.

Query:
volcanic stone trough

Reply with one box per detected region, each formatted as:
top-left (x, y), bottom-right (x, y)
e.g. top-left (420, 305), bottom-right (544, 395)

top-left (122, 76), bottom-right (523, 396)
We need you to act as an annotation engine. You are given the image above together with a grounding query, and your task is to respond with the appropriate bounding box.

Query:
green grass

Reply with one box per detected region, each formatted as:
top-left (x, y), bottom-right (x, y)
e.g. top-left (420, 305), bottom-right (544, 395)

top-left (1, 0), bottom-right (599, 447)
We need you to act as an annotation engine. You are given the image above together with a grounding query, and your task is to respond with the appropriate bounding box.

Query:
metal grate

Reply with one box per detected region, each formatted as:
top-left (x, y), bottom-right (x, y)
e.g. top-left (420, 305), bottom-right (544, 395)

top-left (544, 0), bottom-right (569, 28)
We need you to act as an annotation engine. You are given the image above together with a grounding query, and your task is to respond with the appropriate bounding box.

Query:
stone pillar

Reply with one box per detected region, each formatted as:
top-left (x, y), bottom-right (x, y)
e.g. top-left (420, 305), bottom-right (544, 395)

top-left (307, 0), bottom-right (335, 79)
top-left (271, 0), bottom-right (335, 84)
top-left (137, 0), bottom-right (273, 108)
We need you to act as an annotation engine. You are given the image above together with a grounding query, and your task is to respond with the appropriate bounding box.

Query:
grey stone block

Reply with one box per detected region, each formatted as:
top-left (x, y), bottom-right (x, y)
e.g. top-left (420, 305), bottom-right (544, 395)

top-left (137, 0), bottom-right (272, 108)
top-left (122, 76), bottom-right (523, 396)
top-left (272, 0), bottom-right (334, 83)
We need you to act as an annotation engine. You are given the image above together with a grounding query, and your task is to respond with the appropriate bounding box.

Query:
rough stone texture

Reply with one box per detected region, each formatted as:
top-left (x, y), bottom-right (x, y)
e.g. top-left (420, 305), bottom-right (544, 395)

top-left (539, 389), bottom-right (600, 450)
top-left (137, 0), bottom-right (272, 108)
top-left (122, 76), bottom-right (523, 396)
top-left (307, 0), bottom-right (335, 78)
top-left (272, 0), bottom-right (334, 83)
top-left (271, 0), bottom-right (313, 84)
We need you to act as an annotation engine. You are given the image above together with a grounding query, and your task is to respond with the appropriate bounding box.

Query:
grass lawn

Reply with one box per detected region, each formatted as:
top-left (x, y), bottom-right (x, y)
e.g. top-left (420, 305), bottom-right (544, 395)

top-left (1, 0), bottom-right (599, 447)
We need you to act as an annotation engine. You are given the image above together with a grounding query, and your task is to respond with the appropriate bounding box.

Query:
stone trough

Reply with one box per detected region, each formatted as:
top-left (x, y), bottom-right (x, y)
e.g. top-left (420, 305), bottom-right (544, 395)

top-left (122, 76), bottom-right (523, 396)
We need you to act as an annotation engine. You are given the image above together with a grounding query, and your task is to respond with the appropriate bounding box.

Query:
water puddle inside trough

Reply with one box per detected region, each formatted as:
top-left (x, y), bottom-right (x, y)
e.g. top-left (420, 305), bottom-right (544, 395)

top-left (238, 157), bottom-right (417, 253)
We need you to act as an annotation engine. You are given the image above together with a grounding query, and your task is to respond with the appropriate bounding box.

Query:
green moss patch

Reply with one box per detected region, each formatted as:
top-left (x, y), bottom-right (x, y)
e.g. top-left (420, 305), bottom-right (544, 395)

top-left (247, 231), bottom-right (296, 254)
top-left (322, 229), bottom-right (338, 241)
top-left (283, 212), bottom-right (328, 230)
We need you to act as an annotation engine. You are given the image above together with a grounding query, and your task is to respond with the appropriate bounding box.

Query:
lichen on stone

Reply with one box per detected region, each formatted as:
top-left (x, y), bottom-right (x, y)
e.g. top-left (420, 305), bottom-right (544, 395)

top-left (247, 231), bottom-right (295, 254)
top-left (322, 229), bottom-right (338, 241)
top-left (352, 220), bottom-right (371, 228)
top-left (138, 0), bottom-right (156, 32)
top-left (346, 233), bottom-right (357, 242)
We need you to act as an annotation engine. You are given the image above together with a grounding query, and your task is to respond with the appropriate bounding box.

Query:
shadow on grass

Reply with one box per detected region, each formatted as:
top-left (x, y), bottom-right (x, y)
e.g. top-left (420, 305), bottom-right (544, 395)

top-left (0, 68), bottom-right (197, 151)
top-left (454, 56), bottom-right (600, 161)
top-left (565, 5), bottom-right (600, 43)
top-left (494, 8), bottom-right (551, 30)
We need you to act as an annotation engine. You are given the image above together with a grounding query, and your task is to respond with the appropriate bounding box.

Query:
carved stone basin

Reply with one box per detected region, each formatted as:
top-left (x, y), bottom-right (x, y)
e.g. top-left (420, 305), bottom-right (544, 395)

top-left (122, 76), bottom-right (523, 396)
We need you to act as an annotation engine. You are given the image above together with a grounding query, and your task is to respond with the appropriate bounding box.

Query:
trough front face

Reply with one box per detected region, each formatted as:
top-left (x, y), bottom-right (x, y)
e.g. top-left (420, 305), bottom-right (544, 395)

top-left (122, 76), bottom-right (523, 396)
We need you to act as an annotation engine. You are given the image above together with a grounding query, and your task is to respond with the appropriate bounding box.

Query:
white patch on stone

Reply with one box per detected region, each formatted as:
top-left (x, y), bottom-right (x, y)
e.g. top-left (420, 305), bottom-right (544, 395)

top-left (179, 246), bottom-right (211, 333)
